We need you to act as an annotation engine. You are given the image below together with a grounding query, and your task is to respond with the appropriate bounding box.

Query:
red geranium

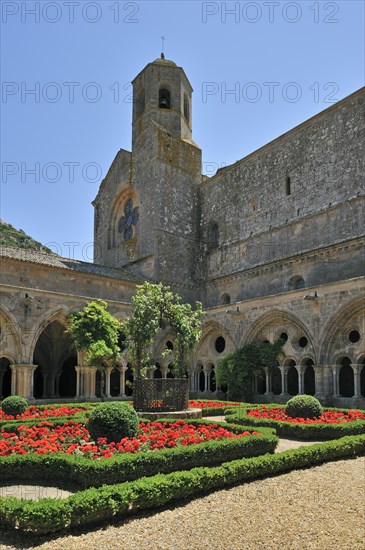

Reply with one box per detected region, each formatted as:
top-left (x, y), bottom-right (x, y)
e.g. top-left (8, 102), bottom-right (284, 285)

top-left (0, 419), bottom-right (261, 458)
top-left (247, 406), bottom-right (365, 424)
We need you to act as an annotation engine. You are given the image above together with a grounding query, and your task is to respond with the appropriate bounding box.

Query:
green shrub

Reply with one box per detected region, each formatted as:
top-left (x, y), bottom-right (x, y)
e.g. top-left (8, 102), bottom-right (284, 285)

top-left (87, 402), bottom-right (139, 443)
top-left (285, 395), bottom-right (322, 419)
top-left (0, 434), bottom-right (364, 534)
top-left (1, 396), bottom-right (28, 416)
top-left (0, 420), bottom-right (277, 488)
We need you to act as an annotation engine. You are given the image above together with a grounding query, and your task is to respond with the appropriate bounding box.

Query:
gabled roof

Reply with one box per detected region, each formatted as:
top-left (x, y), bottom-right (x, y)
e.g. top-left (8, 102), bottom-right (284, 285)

top-left (0, 246), bottom-right (144, 284)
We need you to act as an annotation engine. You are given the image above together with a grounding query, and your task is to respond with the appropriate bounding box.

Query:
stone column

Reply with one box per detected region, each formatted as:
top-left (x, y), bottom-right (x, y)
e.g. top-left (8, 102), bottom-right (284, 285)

top-left (118, 366), bottom-right (127, 397)
top-left (105, 367), bottom-right (112, 398)
top-left (89, 367), bottom-right (97, 398)
top-left (322, 365), bottom-right (333, 397)
top-left (75, 366), bottom-right (82, 397)
top-left (330, 365), bottom-right (340, 397)
top-left (314, 365), bottom-right (324, 397)
top-left (352, 364), bottom-right (362, 398)
top-left (297, 366), bottom-right (305, 395)
top-left (9, 364), bottom-right (37, 399)
top-left (264, 367), bottom-right (272, 395)
top-left (204, 370), bottom-right (210, 392)
top-left (279, 366), bottom-right (289, 396)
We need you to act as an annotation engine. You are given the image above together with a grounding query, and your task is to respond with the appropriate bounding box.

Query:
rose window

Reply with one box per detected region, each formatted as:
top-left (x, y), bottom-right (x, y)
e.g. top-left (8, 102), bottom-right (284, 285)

top-left (118, 198), bottom-right (139, 241)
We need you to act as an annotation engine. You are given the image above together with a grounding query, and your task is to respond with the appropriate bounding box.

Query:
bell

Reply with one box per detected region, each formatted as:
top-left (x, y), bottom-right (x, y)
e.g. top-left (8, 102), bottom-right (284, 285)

top-left (160, 95), bottom-right (169, 108)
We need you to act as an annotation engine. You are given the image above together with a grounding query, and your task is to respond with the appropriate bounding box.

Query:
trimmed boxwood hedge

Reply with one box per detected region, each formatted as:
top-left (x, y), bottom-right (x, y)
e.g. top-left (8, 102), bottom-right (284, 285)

top-left (0, 420), bottom-right (277, 488)
top-left (226, 407), bottom-right (365, 440)
top-left (0, 434), bottom-right (364, 534)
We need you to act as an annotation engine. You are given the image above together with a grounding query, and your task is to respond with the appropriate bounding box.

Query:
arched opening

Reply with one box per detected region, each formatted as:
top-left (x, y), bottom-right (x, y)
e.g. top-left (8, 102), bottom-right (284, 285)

top-left (221, 293), bottom-right (231, 305)
top-left (159, 88), bottom-right (171, 109)
top-left (167, 363), bottom-right (175, 379)
top-left (280, 332), bottom-right (288, 343)
top-left (256, 368), bottom-right (266, 394)
top-left (287, 361), bottom-right (298, 395)
top-left (288, 276), bottom-right (305, 291)
top-left (110, 368), bottom-right (120, 397)
top-left (209, 365), bottom-right (216, 392)
top-left (33, 320), bottom-right (74, 399)
top-left (286, 176), bottom-right (291, 196)
top-left (166, 340), bottom-right (174, 351)
top-left (339, 357), bottom-right (354, 397)
top-left (154, 363), bottom-right (162, 379)
top-left (304, 359), bottom-right (315, 395)
top-left (33, 367), bottom-right (44, 399)
top-left (209, 223), bottom-right (219, 249)
top-left (199, 366), bottom-right (205, 392)
top-left (59, 356), bottom-right (77, 397)
top-left (271, 365), bottom-right (282, 395)
top-left (183, 93), bottom-right (189, 121)
top-left (125, 364), bottom-right (133, 396)
top-left (0, 358), bottom-right (12, 398)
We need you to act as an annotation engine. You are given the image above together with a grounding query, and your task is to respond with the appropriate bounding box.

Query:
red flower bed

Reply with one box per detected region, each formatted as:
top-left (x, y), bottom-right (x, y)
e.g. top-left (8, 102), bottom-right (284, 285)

top-left (0, 405), bottom-right (88, 421)
top-left (0, 420), bottom-right (261, 458)
top-left (188, 400), bottom-right (241, 409)
top-left (248, 406), bottom-right (365, 424)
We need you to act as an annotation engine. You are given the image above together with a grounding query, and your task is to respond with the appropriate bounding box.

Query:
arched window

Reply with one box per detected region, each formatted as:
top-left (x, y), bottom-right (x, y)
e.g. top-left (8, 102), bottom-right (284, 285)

top-left (288, 275), bottom-right (305, 291)
top-left (209, 223), bottom-right (219, 249)
top-left (286, 176), bottom-right (291, 196)
top-left (221, 293), bottom-right (231, 305)
top-left (159, 88), bottom-right (171, 109)
top-left (184, 93), bottom-right (189, 121)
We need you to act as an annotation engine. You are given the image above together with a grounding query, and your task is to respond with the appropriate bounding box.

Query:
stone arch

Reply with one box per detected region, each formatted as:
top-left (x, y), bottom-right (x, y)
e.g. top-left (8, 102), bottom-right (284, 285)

top-left (319, 296), bottom-right (365, 365)
top-left (0, 308), bottom-right (22, 363)
top-left (26, 306), bottom-right (70, 363)
top-left (108, 188), bottom-right (139, 249)
top-left (221, 293), bottom-right (231, 305)
top-left (31, 311), bottom-right (75, 399)
top-left (243, 309), bottom-right (316, 364)
top-left (195, 320), bottom-right (234, 360)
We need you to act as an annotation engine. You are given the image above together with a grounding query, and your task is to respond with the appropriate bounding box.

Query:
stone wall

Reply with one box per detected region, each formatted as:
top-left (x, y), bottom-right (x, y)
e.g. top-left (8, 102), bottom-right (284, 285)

top-left (200, 89), bottom-right (365, 298)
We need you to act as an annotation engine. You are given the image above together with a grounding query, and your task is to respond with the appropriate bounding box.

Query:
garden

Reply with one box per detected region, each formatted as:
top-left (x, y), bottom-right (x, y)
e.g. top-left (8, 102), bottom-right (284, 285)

top-left (0, 284), bottom-right (364, 535)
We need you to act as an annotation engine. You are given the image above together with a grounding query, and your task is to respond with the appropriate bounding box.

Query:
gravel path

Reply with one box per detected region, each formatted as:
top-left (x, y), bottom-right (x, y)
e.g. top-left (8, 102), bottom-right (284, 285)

top-left (0, 457), bottom-right (364, 550)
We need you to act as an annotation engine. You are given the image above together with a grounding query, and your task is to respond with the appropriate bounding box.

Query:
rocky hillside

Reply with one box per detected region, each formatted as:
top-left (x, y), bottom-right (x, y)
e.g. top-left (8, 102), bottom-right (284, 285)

top-left (0, 221), bottom-right (52, 253)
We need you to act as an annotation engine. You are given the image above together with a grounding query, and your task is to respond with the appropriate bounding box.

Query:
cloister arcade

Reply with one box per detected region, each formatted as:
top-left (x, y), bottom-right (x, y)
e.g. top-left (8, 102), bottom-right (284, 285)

top-left (0, 298), bottom-right (364, 405)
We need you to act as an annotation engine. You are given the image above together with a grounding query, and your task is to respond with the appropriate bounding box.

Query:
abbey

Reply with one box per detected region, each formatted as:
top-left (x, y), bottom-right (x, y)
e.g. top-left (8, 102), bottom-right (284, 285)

top-left (1, 56), bottom-right (364, 407)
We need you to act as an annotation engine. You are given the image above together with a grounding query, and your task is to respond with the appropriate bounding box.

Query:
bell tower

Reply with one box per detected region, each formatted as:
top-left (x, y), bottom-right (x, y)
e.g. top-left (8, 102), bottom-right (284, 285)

top-left (93, 56), bottom-right (202, 302)
top-left (132, 54), bottom-right (193, 149)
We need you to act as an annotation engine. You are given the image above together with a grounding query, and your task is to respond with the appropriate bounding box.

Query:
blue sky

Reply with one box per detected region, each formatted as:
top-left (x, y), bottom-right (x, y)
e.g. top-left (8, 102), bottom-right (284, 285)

top-left (1, 0), bottom-right (364, 261)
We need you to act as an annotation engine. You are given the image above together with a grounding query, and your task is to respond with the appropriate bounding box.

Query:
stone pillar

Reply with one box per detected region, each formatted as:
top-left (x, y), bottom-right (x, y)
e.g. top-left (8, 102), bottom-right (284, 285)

top-left (118, 366), bottom-right (127, 397)
top-left (331, 365), bottom-right (340, 397)
top-left (297, 366), bottom-right (305, 395)
top-left (89, 367), bottom-right (97, 398)
top-left (9, 364), bottom-right (37, 399)
top-left (264, 367), bottom-right (272, 395)
top-left (322, 365), bottom-right (333, 397)
top-left (279, 366), bottom-right (289, 396)
top-left (204, 370), bottom-right (210, 392)
top-left (352, 364), bottom-right (362, 398)
top-left (105, 367), bottom-right (112, 398)
top-left (313, 365), bottom-right (324, 397)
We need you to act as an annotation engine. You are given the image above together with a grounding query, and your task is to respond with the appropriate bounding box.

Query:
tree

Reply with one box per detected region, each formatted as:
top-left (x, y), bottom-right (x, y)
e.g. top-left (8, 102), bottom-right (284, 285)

top-left (122, 282), bottom-right (202, 379)
top-left (216, 340), bottom-right (284, 400)
top-left (165, 301), bottom-right (203, 377)
top-left (66, 300), bottom-right (121, 368)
